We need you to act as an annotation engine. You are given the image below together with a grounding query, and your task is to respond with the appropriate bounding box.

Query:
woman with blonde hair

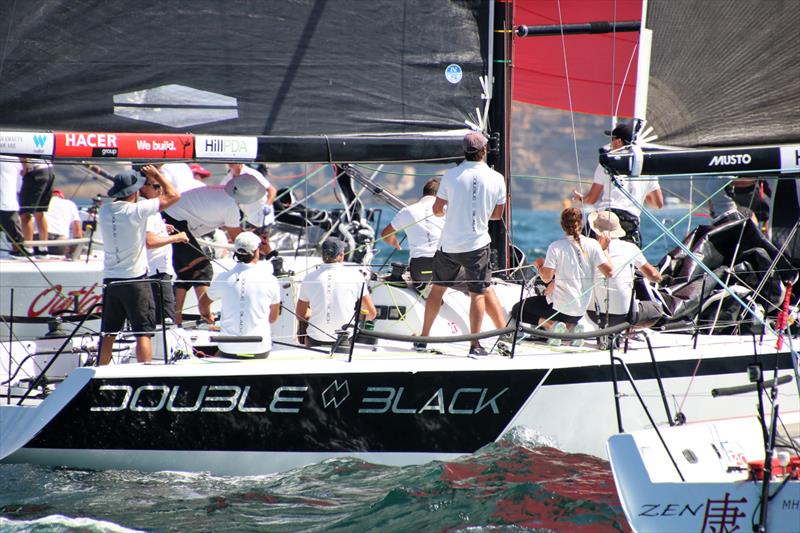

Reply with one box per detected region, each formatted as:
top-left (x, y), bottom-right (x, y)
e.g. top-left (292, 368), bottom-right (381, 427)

top-left (511, 207), bottom-right (613, 346)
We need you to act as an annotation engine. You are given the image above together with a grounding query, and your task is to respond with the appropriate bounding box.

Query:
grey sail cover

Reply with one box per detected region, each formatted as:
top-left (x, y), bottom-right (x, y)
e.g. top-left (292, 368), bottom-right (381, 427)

top-left (0, 1), bottom-right (489, 146)
top-left (645, 0), bottom-right (800, 148)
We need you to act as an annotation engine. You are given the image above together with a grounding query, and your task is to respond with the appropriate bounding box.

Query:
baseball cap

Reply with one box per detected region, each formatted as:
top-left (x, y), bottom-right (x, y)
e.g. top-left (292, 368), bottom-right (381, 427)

top-left (463, 131), bottom-right (488, 152)
top-left (224, 174), bottom-right (267, 204)
top-left (189, 163), bottom-right (211, 177)
top-left (107, 169), bottom-right (145, 198)
top-left (52, 189), bottom-right (65, 199)
top-left (604, 123), bottom-right (633, 143)
top-left (234, 231), bottom-right (261, 254)
top-left (321, 237), bottom-right (346, 258)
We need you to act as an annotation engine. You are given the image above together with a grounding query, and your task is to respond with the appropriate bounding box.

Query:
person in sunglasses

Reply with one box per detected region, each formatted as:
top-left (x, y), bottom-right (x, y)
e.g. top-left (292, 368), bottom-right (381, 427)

top-left (139, 177), bottom-right (189, 324)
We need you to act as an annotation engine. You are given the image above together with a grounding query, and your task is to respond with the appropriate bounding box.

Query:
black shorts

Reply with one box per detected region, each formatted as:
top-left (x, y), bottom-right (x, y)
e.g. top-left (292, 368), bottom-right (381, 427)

top-left (149, 272), bottom-right (176, 323)
top-left (174, 260), bottom-right (213, 291)
top-left (409, 256), bottom-right (434, 287)
top-left (511, 295), bottom-right (581, 325)
top-left (19, 168), bottom-right (55, 214)
top-left (432, 245), bottom-right (491, 294)
top-left (101, 277), bottom-right (156, 336)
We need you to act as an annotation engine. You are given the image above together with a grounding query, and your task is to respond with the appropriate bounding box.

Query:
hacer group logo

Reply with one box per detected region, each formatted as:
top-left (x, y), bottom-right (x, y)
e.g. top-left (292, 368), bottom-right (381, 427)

top-left (0, 131), bottom-right (54, 156)
top-left (55, 132), bottom-right (193, 159)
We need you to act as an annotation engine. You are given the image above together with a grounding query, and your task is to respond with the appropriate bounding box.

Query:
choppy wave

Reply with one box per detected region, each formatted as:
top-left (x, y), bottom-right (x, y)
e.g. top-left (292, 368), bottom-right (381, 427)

top-left (0, 433), bottom-right (629, 532)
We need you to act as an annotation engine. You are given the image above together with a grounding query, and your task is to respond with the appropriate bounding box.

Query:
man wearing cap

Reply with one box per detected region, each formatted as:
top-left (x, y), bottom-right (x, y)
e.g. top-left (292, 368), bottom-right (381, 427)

top-left (296, 237), bottom-right (376, 348)
top-left (189, 163), bottom-right (212, 183)
top-left (420, 131), bottom-right (507, 356)
top-left (587, 210), bottom-right (662, 329)
top-left (199, 231), bottom-right (281, 359)
top-left (572, 123), bottom-right (663, 247)
top-left (97, 165), bottom-right (180, 365)
top-left (43, 190), bottom-right (83, 256)
top-left (380, 178), bottom-right (445, 290)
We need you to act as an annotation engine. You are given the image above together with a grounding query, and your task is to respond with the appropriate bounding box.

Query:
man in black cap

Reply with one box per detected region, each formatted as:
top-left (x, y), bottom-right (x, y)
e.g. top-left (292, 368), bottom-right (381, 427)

top-left (419, 131), bottom-right (508, 356)
top-left (97, 165), bottom-right (180, 365)
top-left (295, 237), bottom-right (376, 348)
top-left (572, 123), bottom-right (663, 246)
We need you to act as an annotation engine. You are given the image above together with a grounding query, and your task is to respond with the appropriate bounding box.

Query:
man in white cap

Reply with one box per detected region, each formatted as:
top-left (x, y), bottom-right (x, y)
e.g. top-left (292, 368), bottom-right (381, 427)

top-left (419, 131), bottom-right (507, 356)
top-left (296, 237), bottom-right (376, 349)
top-left (200, 231), bottom-right (281, 359)
top-left (573, 123), bottom-right (663, 246)
top-left (587, 210), bottom-right (662, 329)
top-left (97, 165), bottom-right (180, 365)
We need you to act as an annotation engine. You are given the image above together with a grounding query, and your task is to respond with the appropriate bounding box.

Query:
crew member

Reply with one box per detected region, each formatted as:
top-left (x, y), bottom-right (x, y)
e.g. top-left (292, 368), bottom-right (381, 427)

top-left (380, 178), bottom-right (444, 289)
top-left (419, 132), bottom-right (507, 356)
top-left (296, 237), bottom-right (376, 349)
top-left (98, 166), bottom-right (180, 365)
top-left (200, 231), bottom-right (281, 359)
top-left (573, 123), bottom-right (663, 246)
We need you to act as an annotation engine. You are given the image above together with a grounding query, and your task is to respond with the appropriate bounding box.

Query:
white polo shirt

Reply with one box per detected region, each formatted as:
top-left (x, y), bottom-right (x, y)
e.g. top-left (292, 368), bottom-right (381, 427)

top-left (99, 198), bottom-right (160, 279)
top-left (145, 212), bottom-right (175, 277)
top-left (165, 186), bottom-right (241, 236)
top-left (389, 196), bottom-right (444, 258)
top-left (590, 238), bottom-right (647, 315)
top-left (208, 262), bottom-right (281, 354)
top-left (437, 160), bottom-right (506, 253)
top-left (544, 235), bottom-right (608, 317)
top-left (0, 157), bottom-right (22, 211)
top-left (45, 196), bottom-right (81, 237)
top-left (592, 163), bottom-right (660, 219)
top-left (298, 262), bottom-right (368, 343)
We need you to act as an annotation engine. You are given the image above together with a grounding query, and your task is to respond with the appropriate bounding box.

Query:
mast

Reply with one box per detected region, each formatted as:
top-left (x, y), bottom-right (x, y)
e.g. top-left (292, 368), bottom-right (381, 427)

top-left (487, 0), bottom-right (513, 273)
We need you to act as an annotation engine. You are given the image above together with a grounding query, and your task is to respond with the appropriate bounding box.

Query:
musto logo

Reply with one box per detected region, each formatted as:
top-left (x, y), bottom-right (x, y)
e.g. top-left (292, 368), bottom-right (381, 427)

top-left (708, 153), bottom-right (751, 166)
top-left (28, 283), bottom-right (103, 318)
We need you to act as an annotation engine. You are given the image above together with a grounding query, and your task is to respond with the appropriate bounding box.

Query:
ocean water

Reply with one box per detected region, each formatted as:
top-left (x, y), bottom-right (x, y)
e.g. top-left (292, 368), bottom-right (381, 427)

top-left (0, 430), bottom-right (628, 533)
top-left (0, 208), bottom-right (697, 532)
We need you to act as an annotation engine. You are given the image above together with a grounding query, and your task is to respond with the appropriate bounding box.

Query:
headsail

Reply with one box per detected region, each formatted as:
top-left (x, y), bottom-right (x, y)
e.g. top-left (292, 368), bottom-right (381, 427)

top-left (0, 0), bottom-right (493, 162)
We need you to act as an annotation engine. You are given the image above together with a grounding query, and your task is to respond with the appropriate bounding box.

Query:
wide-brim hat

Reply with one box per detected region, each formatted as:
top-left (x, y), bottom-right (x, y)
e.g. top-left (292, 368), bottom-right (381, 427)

top-left (224, 174), bottom-right (267, 204)
top-left (588, 210), bottom-right (626, 238)
top-left (107, 169), bottom-right (145, 198)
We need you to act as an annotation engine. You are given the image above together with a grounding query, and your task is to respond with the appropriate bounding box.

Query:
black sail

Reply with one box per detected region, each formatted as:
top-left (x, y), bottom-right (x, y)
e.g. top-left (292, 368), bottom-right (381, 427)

top-left (644, 0), bottom-right (800, 148)
top-left (0, 0), bottom-right (490, 161)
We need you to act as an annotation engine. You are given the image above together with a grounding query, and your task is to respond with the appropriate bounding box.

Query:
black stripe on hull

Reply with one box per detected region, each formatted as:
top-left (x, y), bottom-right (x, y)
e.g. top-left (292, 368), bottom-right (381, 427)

top-left (545, 350), bottom-right (792, 385)
top-left (26, 369), bottom-right (547, 453)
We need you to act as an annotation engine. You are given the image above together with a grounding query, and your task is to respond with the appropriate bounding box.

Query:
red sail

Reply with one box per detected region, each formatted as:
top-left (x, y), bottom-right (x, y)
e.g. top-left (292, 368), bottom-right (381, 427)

top-left (513, 0), bottom-right (642, 117)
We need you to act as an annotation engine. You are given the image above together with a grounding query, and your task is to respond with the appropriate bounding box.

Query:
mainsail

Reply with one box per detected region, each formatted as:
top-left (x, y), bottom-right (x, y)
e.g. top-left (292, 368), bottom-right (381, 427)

top-left (0, 0), bottom-right (493, 163)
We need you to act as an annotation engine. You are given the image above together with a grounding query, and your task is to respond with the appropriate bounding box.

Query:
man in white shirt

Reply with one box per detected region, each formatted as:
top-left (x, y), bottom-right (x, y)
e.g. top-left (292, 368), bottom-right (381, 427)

top-left (419, 132), bottom-right (507, 356)
top-left (0, 156), bottom-right (25, 255)
top-left (572, 123), bottom-right (663, 246)
top-left (296, 237), bottom-right (376, 349)
top-left (586, 210), bottom-right (661, 327)
top-left (380, 178), bottom-right (445, 289)
top-left (139, 177), bottom-right (189, 324)
top-left (97, 165), bottom-right (180, 365)
top-left (43, 190), bottom-right (83, 256)
top-left (200, 232), bottom-right (281, 359)
top-left (225, 164), bottom-right (277, 254)
top-left (163, 174), bottom-right (267, 325)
